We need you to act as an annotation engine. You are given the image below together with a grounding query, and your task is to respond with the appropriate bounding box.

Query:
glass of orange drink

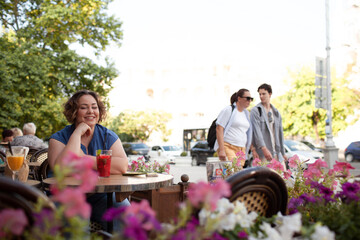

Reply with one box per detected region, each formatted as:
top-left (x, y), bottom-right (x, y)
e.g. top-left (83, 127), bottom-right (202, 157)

top-left (6, 146), bottom-right (29, 181)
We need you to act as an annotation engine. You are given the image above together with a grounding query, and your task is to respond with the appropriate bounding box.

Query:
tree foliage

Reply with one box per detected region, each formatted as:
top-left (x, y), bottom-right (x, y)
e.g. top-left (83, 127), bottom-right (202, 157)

top-left (273, 67), bottom-right (360, 143)
top-left (108, 110), bottom-right (173, 143)
top-left (0, 0), bottom-right (121, 138)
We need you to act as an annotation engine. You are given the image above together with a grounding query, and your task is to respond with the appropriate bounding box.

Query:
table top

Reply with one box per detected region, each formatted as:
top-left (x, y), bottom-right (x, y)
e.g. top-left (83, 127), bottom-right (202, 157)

top-left (43, 174), bottom-right (174, 193)
top-left (26, 179), bottom-right (42, 188)
top-left (0, 162), bottom-right (41, 168)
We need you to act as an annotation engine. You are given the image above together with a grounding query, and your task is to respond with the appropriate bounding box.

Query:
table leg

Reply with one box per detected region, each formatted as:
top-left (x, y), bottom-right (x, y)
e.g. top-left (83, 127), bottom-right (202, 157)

top-left (107, 192), bottom-right (113, 232)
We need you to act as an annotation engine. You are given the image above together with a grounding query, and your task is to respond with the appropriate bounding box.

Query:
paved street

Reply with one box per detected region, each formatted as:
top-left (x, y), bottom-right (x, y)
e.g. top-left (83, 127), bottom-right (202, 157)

top-left (169, 157), bottom-right (207, 184)
top-left (168, 155), bottom-right (360, 184)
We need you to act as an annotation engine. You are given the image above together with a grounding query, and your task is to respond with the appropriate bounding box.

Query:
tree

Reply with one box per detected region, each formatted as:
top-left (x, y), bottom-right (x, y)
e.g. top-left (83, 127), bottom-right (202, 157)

top-left (108, 110), bottom-right (173, 142)
top-left (272, 67), bottom-right (360, 143)
top-left (0, 0), bottom-right (121, 138)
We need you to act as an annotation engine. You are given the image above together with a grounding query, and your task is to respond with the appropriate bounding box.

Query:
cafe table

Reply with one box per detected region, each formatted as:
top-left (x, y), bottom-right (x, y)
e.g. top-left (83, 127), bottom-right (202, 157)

top-left (43, 173), bottom-right (174, 232)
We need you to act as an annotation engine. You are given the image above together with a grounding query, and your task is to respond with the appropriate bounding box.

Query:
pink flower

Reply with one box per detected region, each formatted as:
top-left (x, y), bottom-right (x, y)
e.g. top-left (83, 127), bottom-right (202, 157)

top-left (303, 168), bottom-right (322, 184)
top-left (252, 158), bottom-right (262, 166)
top-left (78, 169), bottom-right (98, 192)
top-left (0, 209), bottom-right (28, 237)
top-left (303, 159), bottom-right (328, 183)
top-left (288, 154), bottom-right (300, 168)
top-left (267, 159), bottom-right (284, 172)
top-left (188, 179), bottom-right (231, 211)
top-left (283, 169), bottom-right (292, 179)
top-left (125, 200), bottom-right (157, 230)
top-left (54, 188), bottom-right (91, 219)
top-left (309, 159), bottom-right (328, 169)
top-left (236, 150), bottom-right (246, 160)
top-left (333, 161), bottom-right (355, 177)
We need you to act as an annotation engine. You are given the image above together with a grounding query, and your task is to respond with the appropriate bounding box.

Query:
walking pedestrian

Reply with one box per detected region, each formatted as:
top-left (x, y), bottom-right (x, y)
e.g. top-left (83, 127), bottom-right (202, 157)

top-left (251, 83), bottom-right (287, 164)
top-left (214, 89), bottom-right (253, 166)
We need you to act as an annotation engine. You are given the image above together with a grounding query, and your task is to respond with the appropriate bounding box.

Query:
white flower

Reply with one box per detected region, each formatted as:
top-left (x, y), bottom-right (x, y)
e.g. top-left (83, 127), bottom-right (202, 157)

top-left (260, 222), bottom-right (282, 240)
top-left (216, 198), bottom-right (234, 214)
top-left (198, 208), bottom-right (211, 227)
top-left (217, 213), bottom-right (237, 231)
top-left (276, 212), bottom-right (302, 240)
top-left (310, 224), bottom-right (335, 240)
top-left (233, 200), bottom-right (258, 228)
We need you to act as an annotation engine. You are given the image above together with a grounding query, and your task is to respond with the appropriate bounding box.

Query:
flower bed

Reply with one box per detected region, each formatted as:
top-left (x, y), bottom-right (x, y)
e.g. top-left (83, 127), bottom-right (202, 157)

top-left (0, 152), bottom-right (358, 239)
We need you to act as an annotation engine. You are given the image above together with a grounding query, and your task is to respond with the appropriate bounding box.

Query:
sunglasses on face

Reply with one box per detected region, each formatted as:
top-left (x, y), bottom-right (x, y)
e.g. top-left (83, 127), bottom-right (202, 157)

top-left (241, 97), bottom-right (254, 102)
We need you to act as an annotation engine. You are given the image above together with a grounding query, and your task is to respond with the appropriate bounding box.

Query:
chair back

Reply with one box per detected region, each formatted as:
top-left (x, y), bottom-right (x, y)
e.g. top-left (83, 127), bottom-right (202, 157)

top-left (39, 158), bottom-right (50, 181)
top-left (27, 148), bottom-right (39, 162)
top-left (30, 148), bottom-right (48, 164)
top-left (0, 151), bottom-right (5, 162)
top-left (225, 166), bottom-right (288, 217)
top-left (0, 176), bottom-right (55, 227)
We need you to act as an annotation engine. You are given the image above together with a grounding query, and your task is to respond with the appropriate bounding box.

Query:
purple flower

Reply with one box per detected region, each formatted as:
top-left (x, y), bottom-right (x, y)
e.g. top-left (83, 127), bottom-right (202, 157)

top-left (336, 182), bottom-right (360, 203)
top-left (103, 207), bottom-right (126, 221)
top-left (123, 216), bottom-right (148, 240)
top-left (300, 194), bottom-right (318, 204)
top-left (288, 198), bottom-right (303, 214)
top-left (238, 231), bottom-right (249, 239)
top-left (317, 185), bottom-right (335, 203)
top-left (33, 208), bottom-right (60, 235)
top-left (210, 232), bottom-right (228, 240)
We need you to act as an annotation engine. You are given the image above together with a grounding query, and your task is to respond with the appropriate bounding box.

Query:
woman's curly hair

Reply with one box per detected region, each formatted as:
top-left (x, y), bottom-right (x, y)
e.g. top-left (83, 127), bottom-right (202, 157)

top-left (63, 90), bottom-right (106, 124)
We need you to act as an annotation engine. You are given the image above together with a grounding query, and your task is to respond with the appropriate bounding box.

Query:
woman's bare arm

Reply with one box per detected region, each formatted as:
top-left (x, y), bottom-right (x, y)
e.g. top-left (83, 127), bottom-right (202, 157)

top-left (109, 139), bottom-right (128, 174)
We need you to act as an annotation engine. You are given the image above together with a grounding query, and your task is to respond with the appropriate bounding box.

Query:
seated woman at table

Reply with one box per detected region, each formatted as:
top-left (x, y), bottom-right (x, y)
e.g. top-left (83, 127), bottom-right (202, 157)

top-left (48, 89), bottom-right (129, 231)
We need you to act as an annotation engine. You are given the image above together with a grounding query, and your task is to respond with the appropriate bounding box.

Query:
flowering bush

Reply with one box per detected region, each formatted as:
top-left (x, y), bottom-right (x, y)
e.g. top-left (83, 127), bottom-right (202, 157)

top-left (128, 157), bottom-right (170, 174)
top-left (0, 152), bottom-right (99, 239)
top-left (104, 179), bottom-right (335, 240)
top-left (222, 151), bottom-right (246, 179)
top-left (252, 155), bottom-right (354, 199)
top-left (1, 152), bottom-right (354, 240)
top-left (285, 159), bottom-right (359, 240)
top-left (253, 155), bottom-right (358, 239)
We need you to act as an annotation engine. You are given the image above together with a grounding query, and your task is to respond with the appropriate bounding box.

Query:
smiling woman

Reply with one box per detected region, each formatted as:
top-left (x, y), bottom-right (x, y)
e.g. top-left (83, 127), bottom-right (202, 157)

top-left (47, 89), bottom-right (130, 231)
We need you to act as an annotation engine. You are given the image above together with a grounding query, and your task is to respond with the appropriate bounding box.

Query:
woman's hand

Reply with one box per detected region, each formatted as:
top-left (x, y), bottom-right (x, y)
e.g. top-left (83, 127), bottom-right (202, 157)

top-left (74, 122), bottom-right (91, 137)
top-left (218, 149), bottom-right (227, 161)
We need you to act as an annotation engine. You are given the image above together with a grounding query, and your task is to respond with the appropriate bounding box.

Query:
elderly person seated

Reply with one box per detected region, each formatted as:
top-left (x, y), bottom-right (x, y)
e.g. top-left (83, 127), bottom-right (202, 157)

top-left (11, 127), bottom-right (23, 138)
top-left (11, 122), bottom-right (48, 150)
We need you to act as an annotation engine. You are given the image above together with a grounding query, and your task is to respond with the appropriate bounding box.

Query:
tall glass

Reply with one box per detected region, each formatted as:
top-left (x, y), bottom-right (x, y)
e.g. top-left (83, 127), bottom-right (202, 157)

top-left (6, 146), bottom-right (29, 181)
top-left (96, 150), bottom-right (112, 178)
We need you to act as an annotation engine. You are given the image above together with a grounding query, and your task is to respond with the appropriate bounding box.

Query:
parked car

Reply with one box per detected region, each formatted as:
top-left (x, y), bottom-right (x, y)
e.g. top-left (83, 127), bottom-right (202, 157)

top-left (147, 145), bottom-right (182, 164)
top-left (344, 141), bottom-right (360, 162)
top-left (190, 141), bottom-right (215, 166)
top-left (284, 140), bottom-right (324, 167)
top-left (300, 140), bottom-right (323, 152)
top-left (122, 142), bottom-right (150, 161)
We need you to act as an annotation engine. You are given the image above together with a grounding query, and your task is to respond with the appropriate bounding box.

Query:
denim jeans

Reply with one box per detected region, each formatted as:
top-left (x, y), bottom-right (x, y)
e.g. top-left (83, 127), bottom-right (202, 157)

top-left (87, 193), bottom-right (130, 232)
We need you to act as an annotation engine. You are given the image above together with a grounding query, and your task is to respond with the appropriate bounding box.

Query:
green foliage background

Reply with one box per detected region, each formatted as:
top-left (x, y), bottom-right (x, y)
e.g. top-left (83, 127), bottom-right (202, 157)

top-left (0, 0), bottom-right (121, 139)
top-left (272, 67), bottom-right (360, 143)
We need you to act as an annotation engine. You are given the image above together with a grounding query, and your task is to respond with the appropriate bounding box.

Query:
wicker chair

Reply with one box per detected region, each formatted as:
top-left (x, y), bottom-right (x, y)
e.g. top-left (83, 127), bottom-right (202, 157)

top-left (0, 176), bottom-right (55, 228)
top-left (0, 151), bottom-right (5, 175)
top-left (225, 166), bottom-right (288, 217)
top-left (29, 148), bottom-right (48, 180)
top-left (27, 148), bottom-right (39, 162)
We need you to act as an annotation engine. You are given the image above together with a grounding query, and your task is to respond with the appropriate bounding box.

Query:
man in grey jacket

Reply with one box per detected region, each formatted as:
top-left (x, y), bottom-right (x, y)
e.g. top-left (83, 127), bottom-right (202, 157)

top-left (250, 83), bottom-right (287, 163)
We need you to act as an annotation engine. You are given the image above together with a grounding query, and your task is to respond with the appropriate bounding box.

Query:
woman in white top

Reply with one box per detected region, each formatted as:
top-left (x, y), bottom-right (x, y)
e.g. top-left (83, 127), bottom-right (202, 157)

top-left (214, 89), bottom-right (253, 166)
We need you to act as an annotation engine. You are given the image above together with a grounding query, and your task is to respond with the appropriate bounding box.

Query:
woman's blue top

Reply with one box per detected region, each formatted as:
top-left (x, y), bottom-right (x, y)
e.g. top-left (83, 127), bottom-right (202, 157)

top-left (50, 124), bottom-right (118, 155)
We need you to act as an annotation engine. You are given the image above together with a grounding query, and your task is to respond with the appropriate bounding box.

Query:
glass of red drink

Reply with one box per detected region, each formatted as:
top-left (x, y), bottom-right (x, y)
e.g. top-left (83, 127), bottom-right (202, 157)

top-left (96, 150), bottom-right (112, 178)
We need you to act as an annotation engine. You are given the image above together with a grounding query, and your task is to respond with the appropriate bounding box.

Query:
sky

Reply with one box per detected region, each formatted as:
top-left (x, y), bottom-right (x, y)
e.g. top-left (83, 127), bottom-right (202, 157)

top-left (96, 0), bottom-right (346, 110)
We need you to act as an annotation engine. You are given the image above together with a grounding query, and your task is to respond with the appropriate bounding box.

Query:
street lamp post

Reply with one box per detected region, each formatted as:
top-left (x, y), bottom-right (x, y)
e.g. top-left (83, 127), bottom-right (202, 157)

top-left (323, 0), bottom-right (338, 168)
